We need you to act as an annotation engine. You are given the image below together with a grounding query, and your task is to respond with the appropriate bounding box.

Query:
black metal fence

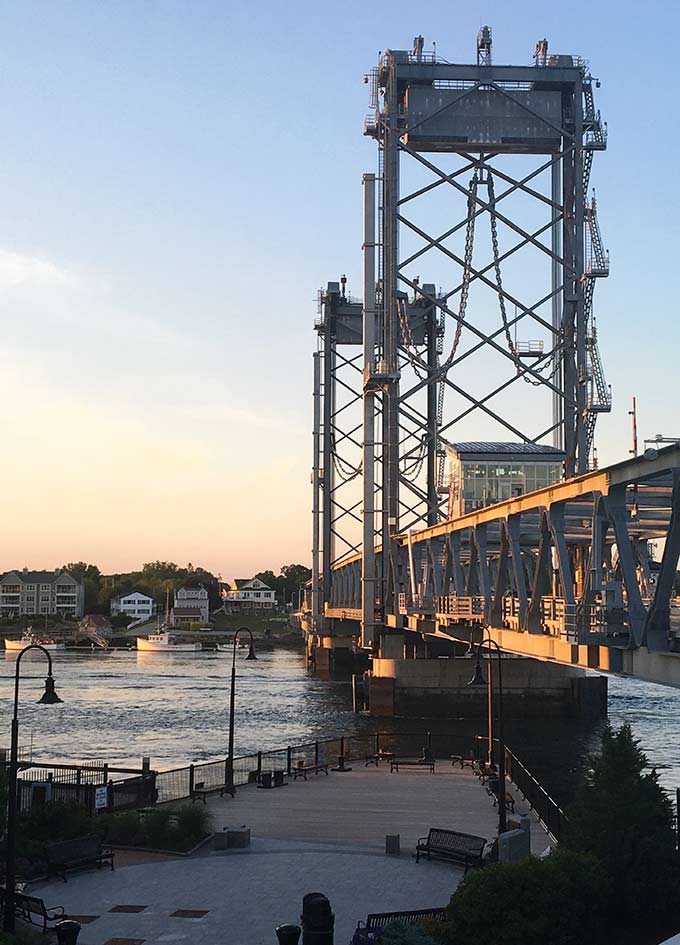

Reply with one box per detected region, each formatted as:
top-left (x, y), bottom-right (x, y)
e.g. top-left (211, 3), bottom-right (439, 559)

top-left (14, 732), bottom-right (566, 840)
top-left (17, 762), bottom-right (157, 815)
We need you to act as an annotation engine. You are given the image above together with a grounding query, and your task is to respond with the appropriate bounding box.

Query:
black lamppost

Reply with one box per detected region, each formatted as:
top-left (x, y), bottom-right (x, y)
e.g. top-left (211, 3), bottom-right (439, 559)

top-left (468, 634), bottom-right (507, 834)
top-left (466, 629), bottom-right (493, 766)
top-left (4, 645), bottom-right (63, 932)
top-left (225, 627), bottom-right (257, 797)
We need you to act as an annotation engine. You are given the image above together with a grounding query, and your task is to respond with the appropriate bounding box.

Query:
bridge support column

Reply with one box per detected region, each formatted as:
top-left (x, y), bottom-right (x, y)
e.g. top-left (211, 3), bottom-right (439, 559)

top-left (362, 173), bottom-right (378, 649)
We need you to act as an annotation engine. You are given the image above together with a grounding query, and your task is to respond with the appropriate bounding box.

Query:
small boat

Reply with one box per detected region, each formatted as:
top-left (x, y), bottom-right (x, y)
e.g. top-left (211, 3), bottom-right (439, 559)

top-left (216, 640), bottom-right (250, 653)
top-left (136, 631), bottom-right (202, 653)
top-left (5, 630), bottom-right (65, 652)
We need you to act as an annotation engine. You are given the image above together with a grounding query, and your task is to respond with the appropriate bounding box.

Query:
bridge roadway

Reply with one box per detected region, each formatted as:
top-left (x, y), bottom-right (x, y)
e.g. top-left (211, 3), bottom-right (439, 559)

top-left (316, 444), bottom-right (680, 688)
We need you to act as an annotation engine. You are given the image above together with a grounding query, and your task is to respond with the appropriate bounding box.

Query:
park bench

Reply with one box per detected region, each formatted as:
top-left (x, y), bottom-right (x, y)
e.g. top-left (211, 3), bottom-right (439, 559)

top-left (351, 907), bottom-right (447, 944)
top-left (415, 827), bottom-right (486, 872)
top-left (365, 750), bottom-right (394, 767)
top-left (292, 762), bottom-right (329, 781)
top-left (389, 759), bottom-right (436, 774)
top-left (486, 777), bottom-right (515, 812)
top-left (191, 780), bottom-right (229, 803)
top-left (45, 835), bottom-right (114, 881)
top-left (0, 888), bottom-right (65, 933)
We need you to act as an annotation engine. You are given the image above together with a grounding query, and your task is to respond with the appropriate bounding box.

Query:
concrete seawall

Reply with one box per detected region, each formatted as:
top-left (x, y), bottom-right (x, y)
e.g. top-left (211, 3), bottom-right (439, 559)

top-left (368, 656), bottom-right (607, 720)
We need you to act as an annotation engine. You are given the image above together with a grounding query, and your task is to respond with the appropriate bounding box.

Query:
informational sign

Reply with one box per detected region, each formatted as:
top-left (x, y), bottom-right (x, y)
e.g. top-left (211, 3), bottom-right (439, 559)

top-left (95, 785), bottom-right (109, 811)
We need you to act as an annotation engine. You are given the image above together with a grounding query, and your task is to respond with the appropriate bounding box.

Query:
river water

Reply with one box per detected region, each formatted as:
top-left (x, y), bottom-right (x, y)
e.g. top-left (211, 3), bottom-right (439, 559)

top-left (2, 648), bottom-right (678, 805)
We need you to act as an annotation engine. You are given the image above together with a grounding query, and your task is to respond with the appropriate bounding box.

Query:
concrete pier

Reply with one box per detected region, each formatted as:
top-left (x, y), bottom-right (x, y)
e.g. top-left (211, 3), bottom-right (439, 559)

top-left (368, 655), bottom-right (607, 719)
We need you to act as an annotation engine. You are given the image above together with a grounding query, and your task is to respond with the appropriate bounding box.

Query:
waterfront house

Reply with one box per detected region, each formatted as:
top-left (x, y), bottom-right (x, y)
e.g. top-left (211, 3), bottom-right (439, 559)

top-left (111, 591), bottom-right (157, 621)
top-left (171, 584), bottom-right (209, 626)
top-left (222, 577), bottom-right (276, 613)
top-left (0, 568), bottom-right (84, 618)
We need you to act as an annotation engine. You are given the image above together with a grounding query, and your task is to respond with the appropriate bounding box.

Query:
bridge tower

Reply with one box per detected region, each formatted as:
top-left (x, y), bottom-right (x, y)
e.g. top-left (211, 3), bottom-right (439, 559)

top-left (359, 29), bottom-right (610, 645)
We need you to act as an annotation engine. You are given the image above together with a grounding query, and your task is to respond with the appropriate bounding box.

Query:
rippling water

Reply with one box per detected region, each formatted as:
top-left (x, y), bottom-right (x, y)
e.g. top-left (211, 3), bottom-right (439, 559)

top-left (2, 649), bottom-right (678, 804)
top-left (0, 648), bottom-right (362, 768)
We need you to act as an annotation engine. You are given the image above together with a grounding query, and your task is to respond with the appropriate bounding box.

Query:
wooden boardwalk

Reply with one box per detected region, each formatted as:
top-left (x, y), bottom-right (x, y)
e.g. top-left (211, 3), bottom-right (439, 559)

top-left (205, 761), bottom-right (552, 855)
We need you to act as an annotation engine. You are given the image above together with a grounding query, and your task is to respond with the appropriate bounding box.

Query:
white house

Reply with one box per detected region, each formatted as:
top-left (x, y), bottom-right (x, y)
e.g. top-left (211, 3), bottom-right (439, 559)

top-left (222, 577), bottom-right (276, 613)
top-left (111, 592), bottom-right (157, 621)
top-left (171, 584), bottom-right (210, 626)
top-left (0, 569), bottom-right (84, 618)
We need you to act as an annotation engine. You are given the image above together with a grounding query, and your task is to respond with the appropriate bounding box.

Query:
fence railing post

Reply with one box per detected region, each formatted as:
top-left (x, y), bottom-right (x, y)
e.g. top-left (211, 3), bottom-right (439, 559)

top-left (287, 746), bottom-right (292, 775)
top-left (189, 764), bottom-right (195, 798)
top-left (314, 741), bottom-right (319, 765)
top-left (376, 732), bottom-right (380, 754)
top-left (340, 736), bottom-right (345, 762)
top-left (257, 751), bottom-right (262, 780)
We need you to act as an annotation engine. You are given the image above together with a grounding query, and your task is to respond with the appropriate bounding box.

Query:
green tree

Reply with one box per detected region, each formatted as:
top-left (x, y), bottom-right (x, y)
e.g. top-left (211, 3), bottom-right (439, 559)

top-left (563, 723), bottom-right (680, 939)
top-left (443, 849), bottom-right (607, 945)
top-left (63, 562), bottom-right (101, 610)
top-left (279, 563), bottom-right (311, 605)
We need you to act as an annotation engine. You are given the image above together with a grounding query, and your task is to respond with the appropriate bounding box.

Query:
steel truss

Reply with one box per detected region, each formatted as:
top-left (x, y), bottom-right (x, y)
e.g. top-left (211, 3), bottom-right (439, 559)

top-left (361, 37), bottom-right (610, 643)
top-left (326, 445), bottom-right (680, 679)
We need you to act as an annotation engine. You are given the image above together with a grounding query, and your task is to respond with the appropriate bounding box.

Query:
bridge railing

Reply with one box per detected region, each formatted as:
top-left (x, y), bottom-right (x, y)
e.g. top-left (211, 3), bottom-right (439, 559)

top-left (436, 595), bottom-right (485, 621)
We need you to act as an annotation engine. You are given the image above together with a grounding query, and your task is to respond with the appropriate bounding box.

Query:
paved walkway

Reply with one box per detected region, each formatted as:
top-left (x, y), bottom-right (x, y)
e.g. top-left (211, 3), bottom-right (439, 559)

top-left (29, 764), bottom-right (551, 945)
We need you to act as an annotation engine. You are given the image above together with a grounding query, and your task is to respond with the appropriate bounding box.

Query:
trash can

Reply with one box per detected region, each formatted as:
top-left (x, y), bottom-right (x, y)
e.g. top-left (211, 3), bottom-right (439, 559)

top-left (55, 919), bottom-right (82, 945)
top-left (301, 892), bottom-right (334, 944)
top-left (276, 924), bottom-right (302, 944)
top-left (260, 771), bottom-right (273, 789)
top-left (273, 769), bottom-right (285, 788)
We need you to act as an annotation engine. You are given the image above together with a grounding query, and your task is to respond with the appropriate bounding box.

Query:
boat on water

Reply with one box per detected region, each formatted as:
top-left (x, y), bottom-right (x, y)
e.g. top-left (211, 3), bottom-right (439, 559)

top-left (215, 641), bottom-right (250, 653)
top-left (136, 630), bottom-right (202, 653)
top-left (4, 630), bottom-right (65, 652)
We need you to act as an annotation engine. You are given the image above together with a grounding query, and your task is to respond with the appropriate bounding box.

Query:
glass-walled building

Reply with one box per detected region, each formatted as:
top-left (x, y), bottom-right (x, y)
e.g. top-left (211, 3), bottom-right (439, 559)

top-left (447, 442), bottom-right (565, 519)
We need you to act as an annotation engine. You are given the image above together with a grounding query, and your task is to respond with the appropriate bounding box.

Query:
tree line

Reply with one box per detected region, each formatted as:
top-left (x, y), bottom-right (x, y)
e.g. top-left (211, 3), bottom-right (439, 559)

top-left (63, 561), bottom-right (311, 613)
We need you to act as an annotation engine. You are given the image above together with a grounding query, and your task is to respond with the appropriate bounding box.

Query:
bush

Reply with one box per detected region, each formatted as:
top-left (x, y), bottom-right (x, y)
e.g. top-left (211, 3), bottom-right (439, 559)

top-left (143, 807), bottom-right (174, 848)
top-left (442, 849), bottom-right (608, 945)
top-left (17, 801), bottom-right (93, 862)
top-left (174, 802), bottom-right (211, 840)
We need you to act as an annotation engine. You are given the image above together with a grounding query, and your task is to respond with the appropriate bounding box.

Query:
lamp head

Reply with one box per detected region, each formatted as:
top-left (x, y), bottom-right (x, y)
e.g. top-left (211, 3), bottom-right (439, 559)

top-left (245, 642), bottom-right (258, 661)
top-left (468, 660), bottom-right (487, 688)
top-left (38, 673), bottom-right (63, 705)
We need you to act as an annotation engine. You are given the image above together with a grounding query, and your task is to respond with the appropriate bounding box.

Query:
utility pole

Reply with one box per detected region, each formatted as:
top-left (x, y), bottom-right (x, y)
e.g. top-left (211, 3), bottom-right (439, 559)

top-left (629, 397), bottom-right (638, 457)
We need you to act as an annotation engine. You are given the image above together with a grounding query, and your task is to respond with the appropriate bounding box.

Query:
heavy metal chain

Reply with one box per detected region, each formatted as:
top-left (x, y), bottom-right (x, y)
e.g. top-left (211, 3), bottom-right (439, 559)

top-left (487, 172), bottom-right (560, 386)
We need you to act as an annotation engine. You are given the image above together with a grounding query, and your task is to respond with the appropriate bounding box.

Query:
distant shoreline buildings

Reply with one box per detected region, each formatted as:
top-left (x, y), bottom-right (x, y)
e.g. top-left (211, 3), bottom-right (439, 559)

top-left (0, 568), bottom-right (84, 618)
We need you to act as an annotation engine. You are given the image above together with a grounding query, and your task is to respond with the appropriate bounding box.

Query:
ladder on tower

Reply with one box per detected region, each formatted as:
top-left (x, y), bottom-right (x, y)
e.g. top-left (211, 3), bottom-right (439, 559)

top-left (585, 196), bottom-right (610, 277)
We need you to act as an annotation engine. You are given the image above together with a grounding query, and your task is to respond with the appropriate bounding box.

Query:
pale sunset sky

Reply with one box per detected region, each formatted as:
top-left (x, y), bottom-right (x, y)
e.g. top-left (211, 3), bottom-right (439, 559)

top-left (1, 0), bottom-right (678, 577)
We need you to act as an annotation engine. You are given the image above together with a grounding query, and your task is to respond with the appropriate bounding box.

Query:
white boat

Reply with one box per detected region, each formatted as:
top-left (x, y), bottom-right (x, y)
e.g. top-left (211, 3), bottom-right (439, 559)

top-left (4, 630), bottom-right (65, 652)
top-left (136, 630), bottom-right (202, 653)
top-left (216, 641), bottom-right (250, 653)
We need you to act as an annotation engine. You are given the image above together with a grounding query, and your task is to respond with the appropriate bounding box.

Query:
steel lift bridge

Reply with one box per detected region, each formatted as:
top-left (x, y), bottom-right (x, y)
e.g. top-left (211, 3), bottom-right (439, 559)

top-left (309, 29), bottom-right (680, 687)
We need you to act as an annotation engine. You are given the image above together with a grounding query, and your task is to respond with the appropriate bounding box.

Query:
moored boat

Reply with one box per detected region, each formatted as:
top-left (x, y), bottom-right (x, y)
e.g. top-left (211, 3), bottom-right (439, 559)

top-left (136, 630), bottom-right (201, 653)
top-left (4, 630), bottom-right (65, 652)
